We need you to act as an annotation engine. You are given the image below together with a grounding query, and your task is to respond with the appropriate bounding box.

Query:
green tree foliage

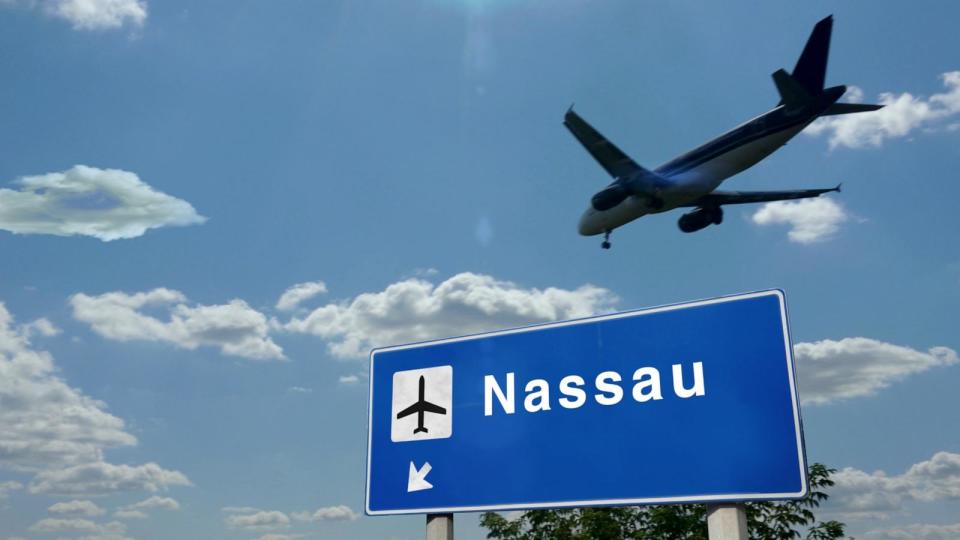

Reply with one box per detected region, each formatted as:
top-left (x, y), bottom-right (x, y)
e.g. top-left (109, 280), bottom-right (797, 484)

top-left (480, 464), bottom-right (846, 540)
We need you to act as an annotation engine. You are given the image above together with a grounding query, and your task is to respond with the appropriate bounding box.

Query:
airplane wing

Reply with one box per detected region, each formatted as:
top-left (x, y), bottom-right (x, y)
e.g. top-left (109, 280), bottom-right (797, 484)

top-left (420, 401), bottom-right (446, 415)
top-left (563, 107), bottom-right (647, 179)
top-left (396, 403), bottom-right (420, 419)
top-left (680, 185), bottom-right (840, 207)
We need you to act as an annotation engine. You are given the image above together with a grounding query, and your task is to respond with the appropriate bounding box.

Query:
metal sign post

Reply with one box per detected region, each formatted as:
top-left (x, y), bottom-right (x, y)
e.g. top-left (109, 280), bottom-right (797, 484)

top-left (426, 513), bottom-right (453, 540)
top-left (424, 504), bottom-right (744, 539)
top-left (707, 504), bottom-right (748, 540)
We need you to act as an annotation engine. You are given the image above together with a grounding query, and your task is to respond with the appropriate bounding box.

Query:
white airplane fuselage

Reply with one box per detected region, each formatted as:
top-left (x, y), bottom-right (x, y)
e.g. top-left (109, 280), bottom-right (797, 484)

top-left (577, 108), bottom-right (814, 236)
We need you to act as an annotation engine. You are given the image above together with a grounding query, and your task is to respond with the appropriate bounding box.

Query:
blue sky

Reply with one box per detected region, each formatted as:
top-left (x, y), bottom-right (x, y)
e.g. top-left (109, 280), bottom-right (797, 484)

top-left (1, 1), bottom-right (959, 539)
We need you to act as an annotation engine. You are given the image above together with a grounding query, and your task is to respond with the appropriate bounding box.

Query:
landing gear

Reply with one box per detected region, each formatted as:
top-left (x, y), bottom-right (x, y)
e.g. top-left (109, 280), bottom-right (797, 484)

top-left (601, 230), bottom-right (612, 250)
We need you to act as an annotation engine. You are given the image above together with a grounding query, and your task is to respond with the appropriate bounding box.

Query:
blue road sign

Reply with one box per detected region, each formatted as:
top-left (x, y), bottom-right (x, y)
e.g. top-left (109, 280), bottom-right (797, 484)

top-left (365, 290), bottom-right (807, 515)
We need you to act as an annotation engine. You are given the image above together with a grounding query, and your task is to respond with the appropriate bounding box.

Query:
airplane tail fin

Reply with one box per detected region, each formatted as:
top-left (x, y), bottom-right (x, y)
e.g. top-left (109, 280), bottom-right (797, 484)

top-left (414, 426), bottom-right (428, 434)
top-left (792, 15), bottom-right (833, 95)
top-left (774, 15), bottom-right (884, 115)
top-left (773, 15), bottom-right (832, 107)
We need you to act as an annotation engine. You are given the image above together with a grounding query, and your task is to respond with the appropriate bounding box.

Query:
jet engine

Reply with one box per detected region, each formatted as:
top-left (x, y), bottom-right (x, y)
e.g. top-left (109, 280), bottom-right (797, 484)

top-left (590, 184), bottom-right (631, 212)
top-left (678, 206), bottom-right (723, 233)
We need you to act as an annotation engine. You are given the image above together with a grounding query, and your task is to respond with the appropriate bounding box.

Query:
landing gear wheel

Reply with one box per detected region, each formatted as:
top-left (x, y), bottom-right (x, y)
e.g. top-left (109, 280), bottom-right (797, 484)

top-left (601, 241), bottom-right (611, 250)
top-left (601, 230), bottom-right (612, 250)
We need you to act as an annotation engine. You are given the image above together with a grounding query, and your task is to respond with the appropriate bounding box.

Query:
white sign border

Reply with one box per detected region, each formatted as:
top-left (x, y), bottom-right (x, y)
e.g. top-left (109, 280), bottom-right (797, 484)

top-left (365, 289), bottom-right (808, 516)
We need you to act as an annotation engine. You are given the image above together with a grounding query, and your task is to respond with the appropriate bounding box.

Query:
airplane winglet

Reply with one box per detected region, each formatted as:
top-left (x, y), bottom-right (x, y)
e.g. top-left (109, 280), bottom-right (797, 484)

top-left (567, 103), bottom-right (575, 114)
top-left (834, 183), bottom-right (842, 193)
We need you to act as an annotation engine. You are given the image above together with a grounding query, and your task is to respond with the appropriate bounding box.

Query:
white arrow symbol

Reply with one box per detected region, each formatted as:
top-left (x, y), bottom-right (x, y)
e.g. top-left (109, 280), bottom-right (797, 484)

top-left (407, 461), bottom-right (433, 492)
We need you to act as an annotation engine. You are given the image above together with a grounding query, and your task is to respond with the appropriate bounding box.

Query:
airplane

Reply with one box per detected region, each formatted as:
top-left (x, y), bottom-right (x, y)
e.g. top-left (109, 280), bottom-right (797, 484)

top-left (565, 15), bottom-right (882, 249)
top-left (396, 375), bottom-right (447, 434)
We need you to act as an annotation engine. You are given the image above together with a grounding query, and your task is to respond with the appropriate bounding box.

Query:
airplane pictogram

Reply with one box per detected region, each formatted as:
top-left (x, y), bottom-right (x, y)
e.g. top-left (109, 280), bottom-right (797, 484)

top-left (395, 375), bottom-right (447, 434)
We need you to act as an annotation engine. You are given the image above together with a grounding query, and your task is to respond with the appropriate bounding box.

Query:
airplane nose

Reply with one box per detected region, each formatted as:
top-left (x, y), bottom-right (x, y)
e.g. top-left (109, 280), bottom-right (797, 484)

top-left (578, 208), bottom-right (601, 236)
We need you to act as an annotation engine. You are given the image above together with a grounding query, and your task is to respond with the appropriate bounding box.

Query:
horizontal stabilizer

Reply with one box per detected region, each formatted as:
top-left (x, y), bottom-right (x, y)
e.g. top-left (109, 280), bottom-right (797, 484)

top-left (821, 102), bottom-right (884, 116)
top-left (773, 69), bottom-right (812, 109)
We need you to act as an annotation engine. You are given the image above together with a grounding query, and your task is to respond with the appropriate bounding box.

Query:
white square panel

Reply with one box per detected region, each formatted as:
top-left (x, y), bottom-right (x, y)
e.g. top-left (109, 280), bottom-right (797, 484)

top-left (391, 365), bottom-right (452, 442)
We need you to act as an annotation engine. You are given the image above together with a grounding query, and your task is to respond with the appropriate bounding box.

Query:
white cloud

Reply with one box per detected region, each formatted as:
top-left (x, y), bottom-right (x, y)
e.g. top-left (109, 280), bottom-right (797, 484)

top-left (291, 505), bottom-right (359, 522)
top-left (904, 452), bottom-right (960, 500)
top-left (29, 518), bottom-right (130, 540)
top-left (287, 386), bottom-right (312, 394)
top-left (0, 302), bottom-right (137, 472)
top-left (805, 71), bottom-right (960, 149)
top-left (283, 272), bottom-right (618, 359)
top-left (826, 452), bottom-right (960, 521)
top-left (751, 197), bottom-right (848, 244)
top-left (113, 509), bottom-right (146, 519)
top-left (222, 506), bottom-right (264, 514)
top-left (224, 510), bottom-right (291, 530)
top-left (30, 517), bottom-right (100, 533)
top-left (252, 535), bottom-right (304, 540)
top-left (48, 499), bottom-right (106, 517)
top-left (75, 521), bottom-right (132, 540)
top-left (124, 495), bottom-right (180, 510)
top-left (795, 338), bottom-right (958, 405)
top-left (46, 0), bottom-right (146, 30)
top-left (229, 504), bottom-right (358, 535)
top-left (2, 0), bottom-right (146, 30)
top-left (338, 375), bottom-right (359, 385)
top-left (71, 289), bottom-right (284, 361)
top-left (309, 504), bottom-right (359, 521)
top-left (844, 86), bottom-right (865, 104)
top-left (862, 523), bottom-right (960, 540)
top-left (0, 480), bottom-right (23, 500)
top-left (114, 495), bottom-right (179, 518)
top-left (276, 281), bottom-right (328, 312)
top-left (1, 302), bottom-right (189, 502)
top-left (0, 166), bottom-right (203, 241)
top-left (28, 461), bottom-right (191, 496)
top-left (20, 318), bottom-right (61, 338)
